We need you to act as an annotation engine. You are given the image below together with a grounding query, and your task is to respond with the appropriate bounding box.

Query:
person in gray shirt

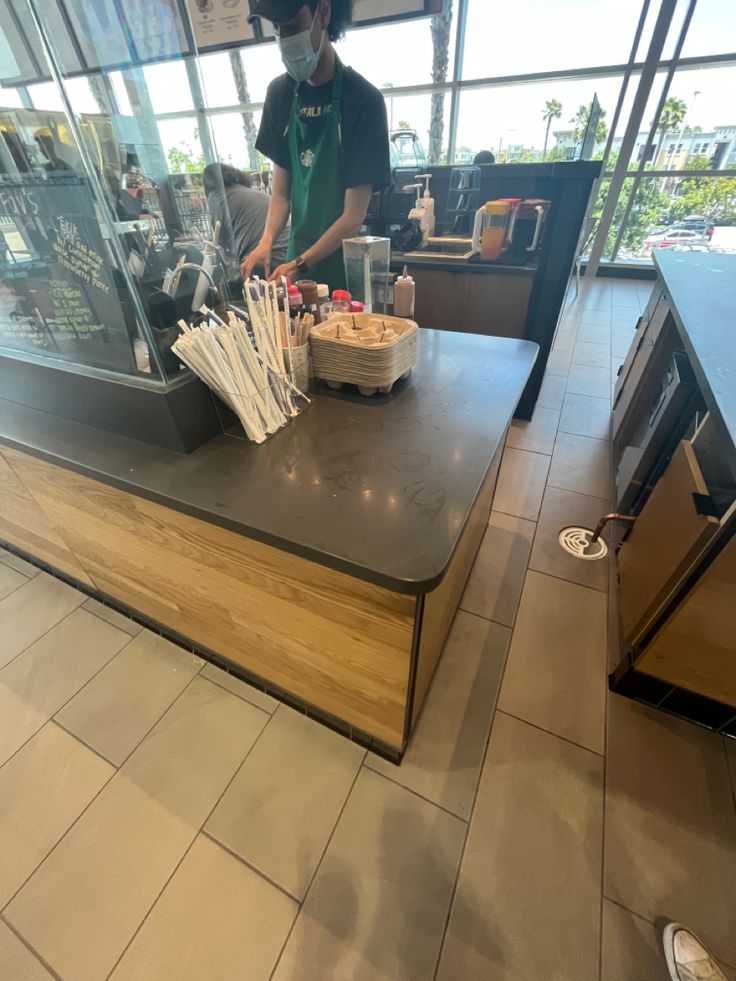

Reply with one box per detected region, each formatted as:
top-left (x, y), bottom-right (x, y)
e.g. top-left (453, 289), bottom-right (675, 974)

top-left (203, 163), bottom-right (288, 277)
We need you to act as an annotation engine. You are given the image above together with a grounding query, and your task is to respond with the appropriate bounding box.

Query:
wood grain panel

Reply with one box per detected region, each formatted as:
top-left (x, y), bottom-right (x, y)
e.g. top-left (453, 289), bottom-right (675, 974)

top-left (619, 440), bottom-right (719, 644)
top-left (4, 447), bottom-right (415, 750)
top-left (0, 449), bottom-right (96, 588)
top-left (411, 442), bottom-right (503, 727)
top-left (637, 534), bottom-right (736, 704)
top-left (409, 267), bottom-right (531, 338)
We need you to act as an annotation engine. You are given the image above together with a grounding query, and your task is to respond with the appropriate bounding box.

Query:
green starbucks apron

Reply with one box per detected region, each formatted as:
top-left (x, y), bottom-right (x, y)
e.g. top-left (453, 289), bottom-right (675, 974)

top-left (286, 58), bottom-right (347, 291)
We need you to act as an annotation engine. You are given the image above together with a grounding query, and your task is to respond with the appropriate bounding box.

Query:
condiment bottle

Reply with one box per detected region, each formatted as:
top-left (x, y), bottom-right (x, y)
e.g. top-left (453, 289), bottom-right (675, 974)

top-left (317, 283), bottom-right (331, 320)
top-left (287, 283), bottom-right (303, 312)
top-left (394, 266), bottom-right (415, 318)
top-left (331, 289), bottom-right (351, 314)
top-left (296, 279), bottom-right (321, 324)
top-left (349, 301), bottom-right (365, 314)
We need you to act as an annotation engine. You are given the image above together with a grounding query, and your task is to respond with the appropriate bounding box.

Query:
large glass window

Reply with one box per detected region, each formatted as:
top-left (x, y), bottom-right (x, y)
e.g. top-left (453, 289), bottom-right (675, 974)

top-left (463, 0), bottom-right (645, 79)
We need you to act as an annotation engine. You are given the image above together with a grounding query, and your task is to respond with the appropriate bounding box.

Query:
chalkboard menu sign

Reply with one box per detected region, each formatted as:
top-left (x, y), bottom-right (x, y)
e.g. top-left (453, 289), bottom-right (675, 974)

top-left (0, 176), bottom-right (135, 373)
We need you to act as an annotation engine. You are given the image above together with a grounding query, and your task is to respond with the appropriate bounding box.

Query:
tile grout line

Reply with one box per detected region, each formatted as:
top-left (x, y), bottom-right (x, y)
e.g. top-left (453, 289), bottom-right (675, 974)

top-left (496, 709), bottom-right (604, 759)
top-left (53, 650), bottom-right (209, 773)
top-left (0, 668), bottom-right (206, 922)
top-left (0, 594), bottom-right (86, 678)
top-left (0, 572), bottom-right (33, 604)
top-left (0, 619), bottom-right (138, 778)
top-left (51, 718), bottom-right (121, 769)
top-left (361, 761), bottom-right (471, 824)
top-left (103, 693), bottom-right (277, 980)
top-left (0, 912), bottom-right (64, 981)
top-left (267, 753), bottom-right (366, 981)
top-left (200, 830), bottom-right (301, 905)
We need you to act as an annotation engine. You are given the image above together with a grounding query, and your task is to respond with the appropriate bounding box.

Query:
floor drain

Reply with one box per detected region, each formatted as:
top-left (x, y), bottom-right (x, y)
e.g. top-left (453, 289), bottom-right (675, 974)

top-left (558, 526), bottom-right (609, 561)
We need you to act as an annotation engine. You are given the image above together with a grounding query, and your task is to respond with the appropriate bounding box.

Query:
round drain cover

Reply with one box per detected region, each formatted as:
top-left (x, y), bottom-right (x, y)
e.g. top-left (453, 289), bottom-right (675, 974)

top-left (558, 526), bottom-right (609, 561)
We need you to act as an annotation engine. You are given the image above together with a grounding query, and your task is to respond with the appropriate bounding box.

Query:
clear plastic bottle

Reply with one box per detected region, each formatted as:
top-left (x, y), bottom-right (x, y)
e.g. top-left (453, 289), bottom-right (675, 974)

top-left (331, 289), bottom-right (352, 314)
top-left (317, 283), bottom-right (331, 320)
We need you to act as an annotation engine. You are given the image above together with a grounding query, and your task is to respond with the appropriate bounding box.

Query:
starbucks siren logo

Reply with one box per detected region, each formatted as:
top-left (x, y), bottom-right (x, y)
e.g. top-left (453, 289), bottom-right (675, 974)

top-left (300, 149), bottom-right (315, 168)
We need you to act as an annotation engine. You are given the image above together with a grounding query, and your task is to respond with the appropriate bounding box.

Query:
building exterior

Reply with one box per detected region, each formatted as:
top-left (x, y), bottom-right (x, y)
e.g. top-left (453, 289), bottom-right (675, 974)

top-left (553, 124), bottom-right (736, 169)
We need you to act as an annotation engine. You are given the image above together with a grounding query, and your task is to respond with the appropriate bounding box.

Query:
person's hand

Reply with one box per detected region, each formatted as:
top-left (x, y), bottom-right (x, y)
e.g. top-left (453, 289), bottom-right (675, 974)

top-left (241, 239), bottom-right (272, 280)
top-left (268, 259), bottom-right (299, 283)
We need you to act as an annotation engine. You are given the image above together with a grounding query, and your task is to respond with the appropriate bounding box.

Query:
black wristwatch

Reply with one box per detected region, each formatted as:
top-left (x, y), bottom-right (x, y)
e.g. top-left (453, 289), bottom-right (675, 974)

top-left (295, 255), bottom-right (309, 275)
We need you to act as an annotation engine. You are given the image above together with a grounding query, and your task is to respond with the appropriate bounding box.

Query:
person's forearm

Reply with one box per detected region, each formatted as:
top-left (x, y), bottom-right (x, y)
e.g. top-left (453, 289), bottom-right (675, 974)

top-left (301, 211), bottom-right (363, 268)
top-left (261, 192), bottom-right (290, 246)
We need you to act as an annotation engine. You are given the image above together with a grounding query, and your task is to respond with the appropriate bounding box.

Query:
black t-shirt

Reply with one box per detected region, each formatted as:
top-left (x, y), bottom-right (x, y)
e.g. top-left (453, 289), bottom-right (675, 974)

top-left (256, 63), bottom-right (390, 190)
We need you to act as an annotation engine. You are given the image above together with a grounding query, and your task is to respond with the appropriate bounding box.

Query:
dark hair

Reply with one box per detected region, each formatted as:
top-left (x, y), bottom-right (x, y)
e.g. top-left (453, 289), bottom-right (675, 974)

top-left (306, 0), bottom-right (353, 42)
top-left (473, 150), bottom-right (495, 165)
top-left (202, 162), bottom-right (252, 194)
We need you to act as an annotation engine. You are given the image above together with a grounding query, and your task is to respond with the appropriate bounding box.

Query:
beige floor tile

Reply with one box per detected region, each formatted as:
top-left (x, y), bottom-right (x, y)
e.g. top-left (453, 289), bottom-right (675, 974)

top-left (207, 705), bottom-right (363, 900)
top-left (0, 573), bottom-right (84, 671)
top-left (368, 612), bottom-right (510, 819)
top-left (0, 609), bottom-right (130, 766)
top-left (437, 713), bottom-right (603, 981)
top-left (493, 447), bottom-right (550, 522)
top-left (612, 332), bottom-right (634, 359)
top-left (82, 597), bottom-right (142, 637)
top-left (604, 695), bottom-right (736, 966)
top-left (460, 512), bottom-right (535, 625)
top-left (0, 562), bottom-right (27, 601)
top-left (506, 406), bottom-right (561, 456)
top-left (529, 486), bottom-right (609, 592)
top-left (546, 349), bottom-right (572, 376)
top-left (272, 768), bottom-right (465, 981)
top-left (580, 307), bottom-right (612, 325)
top-left (612, 313), bottom-right (639, 338)
top-left (0, 722), bottom-right (113, 908)
top-left (573, 339), bottom-right (611, 368)
top-left (727, 737), bottom-right (736, 798)
top-left (559, 392), bottom-right (612, 440)
top-left (56, 631), bottom-right (203, 765)
top-left (0, 921), bottom-right (52, 980)
top-left (577, 321), bottom-right (611, 344)
top-left (200, 661), bottom-right (278, 713)
top-left (0, 550), bottom-right (40, 579)
top-left (6, 678), bottom-right (268, 981)
top-left (552, 326), bottom-right (578, 353)
top-left (537, 372), bottom-right (567, 410)
top-left (110, 835), bottom-right (297, 981)
top-left (548, 431), bottom-right (611, 500)
top-left (498, 571), bottom-right (607, 753)
top-left (601, 901), bottom-right (672, 981)
top-left (567, 362), bottom-right (612, 398)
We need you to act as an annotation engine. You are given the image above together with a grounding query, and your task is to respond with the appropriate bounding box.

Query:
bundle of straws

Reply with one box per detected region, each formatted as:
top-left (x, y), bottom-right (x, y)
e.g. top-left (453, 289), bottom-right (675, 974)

top-left (172, 278), bottom-right (308, 445)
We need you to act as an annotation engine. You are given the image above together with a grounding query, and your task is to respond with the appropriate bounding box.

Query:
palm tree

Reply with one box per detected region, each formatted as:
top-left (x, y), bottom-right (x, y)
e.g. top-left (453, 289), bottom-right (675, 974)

top-left (228, 49), bottom-right (260, 172)
top-left (655, 96), bottom-right (687, 168)
top-left (570, 103), bottom-right (608, 146)
top-left (428, 0), bottom-right (453, 165)
top-left (542, 99), bottom-right (562, 160)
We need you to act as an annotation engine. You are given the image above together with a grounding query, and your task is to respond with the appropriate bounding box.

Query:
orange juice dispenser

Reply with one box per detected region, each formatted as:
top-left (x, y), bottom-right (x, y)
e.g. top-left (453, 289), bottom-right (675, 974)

top-left (472, 200), bottom-right (511, 261)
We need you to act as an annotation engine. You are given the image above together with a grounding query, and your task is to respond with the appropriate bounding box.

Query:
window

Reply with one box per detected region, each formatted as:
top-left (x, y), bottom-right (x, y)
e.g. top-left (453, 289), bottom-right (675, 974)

top-left (144, 61), bottom-right (194, 114)
top-left (463, 0), bottom-right (645, 79)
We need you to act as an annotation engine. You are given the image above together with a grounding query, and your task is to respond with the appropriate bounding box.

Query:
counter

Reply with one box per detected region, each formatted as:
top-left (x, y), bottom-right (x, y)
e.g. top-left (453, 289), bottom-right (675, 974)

top-left (610, 252), bottom-right (736, 736)
top-left (0, 329), bottom-right (537, 759)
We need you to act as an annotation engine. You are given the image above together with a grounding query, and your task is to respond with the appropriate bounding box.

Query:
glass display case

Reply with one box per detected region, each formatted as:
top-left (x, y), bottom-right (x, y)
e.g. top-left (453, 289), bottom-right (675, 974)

top-left (0, 0), bottom-right (247, 386)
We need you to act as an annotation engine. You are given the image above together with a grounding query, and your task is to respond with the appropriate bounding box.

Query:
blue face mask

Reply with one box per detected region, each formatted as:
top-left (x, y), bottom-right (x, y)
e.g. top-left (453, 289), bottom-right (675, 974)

top-left (278, 9), bottom-right (324, 83)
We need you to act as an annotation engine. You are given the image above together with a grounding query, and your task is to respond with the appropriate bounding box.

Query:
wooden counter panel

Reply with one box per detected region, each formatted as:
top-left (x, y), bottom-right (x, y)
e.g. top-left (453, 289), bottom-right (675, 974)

top-left (4, 447), bottom-right (415, 750)
top-left (0, 449), bottom-right (96, 588)
top-left (636, 535), bottom-right (736, 705)
top-left (409, 268), bottom-right (532, 337)
top-left (411, 442), bottom-right (504, 728)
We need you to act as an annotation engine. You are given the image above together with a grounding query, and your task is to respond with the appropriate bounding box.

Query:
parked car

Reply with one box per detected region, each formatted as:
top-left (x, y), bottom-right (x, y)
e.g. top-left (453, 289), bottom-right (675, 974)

top-left (643, 227), bottom-right (710, 252)
top-left (671, 219), bottom-right (715, 237)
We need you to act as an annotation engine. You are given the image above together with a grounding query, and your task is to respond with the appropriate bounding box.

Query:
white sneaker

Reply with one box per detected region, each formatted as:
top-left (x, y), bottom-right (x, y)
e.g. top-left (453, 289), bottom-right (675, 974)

top-left (663, 923), bottom-right (728, 981)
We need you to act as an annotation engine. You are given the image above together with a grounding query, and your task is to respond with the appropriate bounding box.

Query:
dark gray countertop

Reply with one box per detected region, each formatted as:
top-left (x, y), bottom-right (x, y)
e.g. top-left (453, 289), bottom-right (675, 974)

top-left (655, 252), bottom-right (736, 469)
top-left (0, 330), bottom-right (537, 594)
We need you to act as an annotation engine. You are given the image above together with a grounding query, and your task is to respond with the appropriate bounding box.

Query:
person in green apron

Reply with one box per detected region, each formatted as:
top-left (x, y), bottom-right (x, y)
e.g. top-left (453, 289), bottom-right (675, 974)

top-left (242, 0), bottom-right (390, 291)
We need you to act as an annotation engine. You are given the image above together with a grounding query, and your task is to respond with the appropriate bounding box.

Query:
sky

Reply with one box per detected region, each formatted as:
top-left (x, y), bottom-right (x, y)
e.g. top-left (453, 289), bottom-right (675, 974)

top-left (2, 0), bottom-right (735, 165)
